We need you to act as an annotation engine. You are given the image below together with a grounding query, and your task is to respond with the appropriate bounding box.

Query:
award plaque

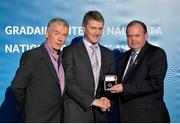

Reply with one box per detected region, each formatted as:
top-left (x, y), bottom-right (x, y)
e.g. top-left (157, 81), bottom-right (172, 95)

top-left (104, 75), bottom-right (117, 91)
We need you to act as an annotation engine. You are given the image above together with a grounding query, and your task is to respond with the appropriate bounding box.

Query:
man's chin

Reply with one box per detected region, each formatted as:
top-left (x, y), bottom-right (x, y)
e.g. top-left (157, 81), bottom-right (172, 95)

top-left (54, 47), bottom-right (61, 51)
top-left (91, 40), bottom-right (99, 44)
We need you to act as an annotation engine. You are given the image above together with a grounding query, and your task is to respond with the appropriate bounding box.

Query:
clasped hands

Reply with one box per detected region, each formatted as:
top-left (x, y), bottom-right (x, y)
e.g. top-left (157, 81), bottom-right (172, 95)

top-left (92, 97), bottom-right (111, 112)
top-left (91, 84), bottom-right (123, 112)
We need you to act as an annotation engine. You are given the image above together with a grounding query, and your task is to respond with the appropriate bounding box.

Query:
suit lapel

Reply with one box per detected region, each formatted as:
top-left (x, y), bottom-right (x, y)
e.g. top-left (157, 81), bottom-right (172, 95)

top-left (123, 42), bottom-right (149, 83)
top-left (120, 51), bottom-right (131, 82)
top-left (99, 45), bottom-right (105, 80)
top-left (77, 41), bottom-right (94, 78)
top-left (40, 44), bottom-right (60, 87)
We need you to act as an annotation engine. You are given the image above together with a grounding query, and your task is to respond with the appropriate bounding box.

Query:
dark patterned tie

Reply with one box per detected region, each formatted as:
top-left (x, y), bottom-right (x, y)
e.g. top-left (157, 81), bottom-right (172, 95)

top-left (57, 51), bottom-right (64, 93)
top-left (57, 51), bottom-right (62, 69)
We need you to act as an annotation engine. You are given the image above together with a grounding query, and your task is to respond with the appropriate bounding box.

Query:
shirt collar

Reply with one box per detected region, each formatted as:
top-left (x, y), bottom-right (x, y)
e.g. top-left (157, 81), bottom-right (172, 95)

top-left (83, 37), bottom-right (99, 48)
top-left (131, 49), bottom-right (141, 55)
top-left (44, 41), bottom-right (61, 60)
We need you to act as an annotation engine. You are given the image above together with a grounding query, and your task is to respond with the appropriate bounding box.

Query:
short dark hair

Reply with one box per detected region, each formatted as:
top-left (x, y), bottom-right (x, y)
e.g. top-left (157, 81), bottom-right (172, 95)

top-left (47, 18), bottom-right (69, 31)
top-left (82, 10), bottom-right (104, 25)
top-left (126, 20), bottom-right (147, 34)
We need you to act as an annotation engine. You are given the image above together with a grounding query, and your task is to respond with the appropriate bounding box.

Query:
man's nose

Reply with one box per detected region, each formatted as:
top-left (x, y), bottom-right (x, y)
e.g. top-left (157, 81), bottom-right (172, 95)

top-left (58, 36), bottom-right (64, 42)
top-left (95, 29), bottom-right (101, 35)
top-left (132, 36), bottom-right (136, 41)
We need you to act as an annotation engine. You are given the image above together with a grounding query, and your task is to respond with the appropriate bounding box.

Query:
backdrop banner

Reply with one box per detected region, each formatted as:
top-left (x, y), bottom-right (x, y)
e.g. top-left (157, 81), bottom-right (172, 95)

top-left (0, 0), bottom-right (179, 122)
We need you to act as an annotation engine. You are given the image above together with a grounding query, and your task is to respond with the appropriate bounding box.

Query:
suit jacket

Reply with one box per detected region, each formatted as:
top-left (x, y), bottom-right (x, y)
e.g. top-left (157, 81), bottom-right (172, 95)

top-left (117, 42), bottom-right (170, 122)
top-left (62, 40), bottom-right (115, 122)
top-left (11, 43), bottom-right (65, 122)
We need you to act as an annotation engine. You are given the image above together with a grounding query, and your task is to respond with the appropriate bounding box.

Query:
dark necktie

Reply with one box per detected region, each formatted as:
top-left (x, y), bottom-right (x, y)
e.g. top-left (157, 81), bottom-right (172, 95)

top-left (57, 51), bottom-right (64, 93)
top-left (57, 51), bottom-right (62, 69)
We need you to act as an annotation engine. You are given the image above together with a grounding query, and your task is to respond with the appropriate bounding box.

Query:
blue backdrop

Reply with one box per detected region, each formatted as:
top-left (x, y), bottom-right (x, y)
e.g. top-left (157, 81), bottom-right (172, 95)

top-left (0, 0), bottom-right (179, 122)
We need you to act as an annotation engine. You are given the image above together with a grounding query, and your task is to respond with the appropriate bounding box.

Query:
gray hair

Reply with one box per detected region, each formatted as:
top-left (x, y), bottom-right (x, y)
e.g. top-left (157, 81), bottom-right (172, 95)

top-left (47, 18), bottom-right (69, 31)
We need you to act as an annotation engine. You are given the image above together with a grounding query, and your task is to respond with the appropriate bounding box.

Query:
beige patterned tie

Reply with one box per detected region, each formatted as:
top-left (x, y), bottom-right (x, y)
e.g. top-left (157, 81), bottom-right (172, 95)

top-left (90, 45), bottom-right (99, 95)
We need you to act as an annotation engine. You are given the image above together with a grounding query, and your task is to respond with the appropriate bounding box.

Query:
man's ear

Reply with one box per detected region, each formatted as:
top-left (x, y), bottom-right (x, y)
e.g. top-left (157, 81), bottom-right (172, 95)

top-left (82, 24), bottom-right (85, 32)
top-left (45, 31), bottom-right (49, 38)
top-left (145, 32), bottom-right (148, 40)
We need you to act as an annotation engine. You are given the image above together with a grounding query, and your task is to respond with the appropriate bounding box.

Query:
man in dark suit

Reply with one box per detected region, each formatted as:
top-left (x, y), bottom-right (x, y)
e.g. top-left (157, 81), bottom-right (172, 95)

top-left (62, 10), bottom-right (114, 122)
top-left (108, 20), bottom-right (170, 122)
top-left (11, 18), bottom-right (69, 122)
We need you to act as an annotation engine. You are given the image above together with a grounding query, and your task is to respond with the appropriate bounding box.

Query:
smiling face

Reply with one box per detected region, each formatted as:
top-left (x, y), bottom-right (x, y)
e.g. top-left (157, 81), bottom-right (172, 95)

top-left (82, 19), bottom-right (104, 44)
top-left (46, 22), bottom-right (69, 52)
top-left (126, 23), bottom-right (148, 52)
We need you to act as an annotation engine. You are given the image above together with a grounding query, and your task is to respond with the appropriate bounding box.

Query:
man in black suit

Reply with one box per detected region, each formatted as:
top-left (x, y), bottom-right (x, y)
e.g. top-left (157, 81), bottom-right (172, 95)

top-left (62, 10), bottom-right (114, 122)
top-left (108, 20), bottom-right (170, 122)
top-left (11, 18), bottom-right (69, 122)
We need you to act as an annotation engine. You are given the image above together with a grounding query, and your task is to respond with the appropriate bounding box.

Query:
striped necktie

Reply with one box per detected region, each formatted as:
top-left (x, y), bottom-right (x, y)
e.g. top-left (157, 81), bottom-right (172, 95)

top-left (123, 51), bottom-right (137, 81)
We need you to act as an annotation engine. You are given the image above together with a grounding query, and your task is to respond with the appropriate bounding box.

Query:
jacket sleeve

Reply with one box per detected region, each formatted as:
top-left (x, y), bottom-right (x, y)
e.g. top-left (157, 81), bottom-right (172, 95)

top-left (11, 51), bottom-right (35, 110)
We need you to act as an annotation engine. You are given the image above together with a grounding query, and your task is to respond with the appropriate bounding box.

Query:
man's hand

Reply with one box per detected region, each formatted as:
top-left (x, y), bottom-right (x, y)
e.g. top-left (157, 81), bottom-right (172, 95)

top-left (100, 97), bottom-right (110, 112)
top-left (92, 97), bottom-right (111, 112)
top-left (107, 84), bottom-right (123, 93)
